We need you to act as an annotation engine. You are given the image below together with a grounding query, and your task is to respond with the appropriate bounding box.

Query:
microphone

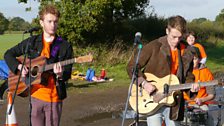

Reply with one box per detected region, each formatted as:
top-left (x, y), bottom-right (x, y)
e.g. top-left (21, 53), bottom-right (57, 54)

top-left (134, 32), bottom-right (142, 46)
top-left (23, 27), bottom-right (40, 34)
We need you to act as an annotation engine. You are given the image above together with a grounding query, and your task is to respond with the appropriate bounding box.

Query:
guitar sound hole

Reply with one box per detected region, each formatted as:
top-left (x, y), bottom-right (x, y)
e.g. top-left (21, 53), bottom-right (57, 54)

top-left (145, 101), bottom-right (153, 107)
top-left (31, 66), bottom-right (39, 77)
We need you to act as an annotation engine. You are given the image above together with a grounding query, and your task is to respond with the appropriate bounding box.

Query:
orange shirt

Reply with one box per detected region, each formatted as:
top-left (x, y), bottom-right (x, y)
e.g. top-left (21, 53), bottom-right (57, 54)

top-left (183, 68), bottom-right (214, 104)
top-left (31, 37), bottom-right (61, 102)
top-left (193, 43), bottom-right (207, 59)
top-left (170, 44), bottom-right (185, 74)
top-left (40, 38), bottom-right (52, 58)
top-left (170, 49), bottom-right (178, 74)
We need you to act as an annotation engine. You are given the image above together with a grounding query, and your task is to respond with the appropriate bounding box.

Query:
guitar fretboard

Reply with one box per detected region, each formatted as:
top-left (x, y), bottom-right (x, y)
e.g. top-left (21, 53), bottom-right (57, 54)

top-left (41, 58), bottom-right (76, 72)
top-left (169, 80), bottom-right (218, 92)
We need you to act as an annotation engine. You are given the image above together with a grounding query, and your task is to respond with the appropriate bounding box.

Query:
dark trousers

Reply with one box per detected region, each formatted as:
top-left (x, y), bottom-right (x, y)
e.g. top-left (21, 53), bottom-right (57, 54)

top-left (31, 97), bottom-right (63, 126)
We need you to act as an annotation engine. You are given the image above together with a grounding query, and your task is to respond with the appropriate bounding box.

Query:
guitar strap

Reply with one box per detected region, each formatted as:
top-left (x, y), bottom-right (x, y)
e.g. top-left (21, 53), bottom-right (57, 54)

top-left (51, 36), bottom-right (63, 58)
top-left (44, 37), bottom-right (63, 79)
top-left (48, 36), bottom-right (63, 64)
top-left (48, 36), bottom-right (68, 100)
top-left (177, 43), bottom-right (184, 83)
top-left (169, 43), bottom-right (185, 121)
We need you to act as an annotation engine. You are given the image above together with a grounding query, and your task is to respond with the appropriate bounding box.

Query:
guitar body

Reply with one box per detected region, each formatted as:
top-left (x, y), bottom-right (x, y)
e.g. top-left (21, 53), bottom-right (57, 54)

top-left (8, 56), bottom-right (47, 97)
top-left (129, 73), bottom-right (180, 115)
top-left (7, 54), bottom-right (93, 97)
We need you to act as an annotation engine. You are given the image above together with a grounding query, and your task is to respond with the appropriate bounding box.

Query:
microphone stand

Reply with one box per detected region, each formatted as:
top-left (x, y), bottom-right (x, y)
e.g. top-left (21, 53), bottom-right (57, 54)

top-left (127, 43), bottom-right (137, 63)
top-left (8, 32), bottom-right (33, 126)
top-left (27, 31), bottom-right (33, 126)
top-left (121, 43), bottom-right (143, 126)
top-left (216, 96), bottom-right (222, 126)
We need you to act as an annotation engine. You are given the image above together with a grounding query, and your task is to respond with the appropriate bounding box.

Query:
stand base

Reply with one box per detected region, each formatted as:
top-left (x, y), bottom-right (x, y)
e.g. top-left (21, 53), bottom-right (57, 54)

top-left (129, 120), bottom-right (147, 126)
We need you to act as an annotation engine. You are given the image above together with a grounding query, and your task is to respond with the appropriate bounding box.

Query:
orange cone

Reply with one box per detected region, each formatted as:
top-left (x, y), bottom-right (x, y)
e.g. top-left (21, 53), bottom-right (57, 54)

top-left (5, 92), bottom-right (18, 126)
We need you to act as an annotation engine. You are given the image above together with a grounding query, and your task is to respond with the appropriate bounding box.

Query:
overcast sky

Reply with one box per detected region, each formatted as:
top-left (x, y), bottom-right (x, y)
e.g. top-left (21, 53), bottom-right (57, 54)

top-left (0, 0), bottom-right (224, 22)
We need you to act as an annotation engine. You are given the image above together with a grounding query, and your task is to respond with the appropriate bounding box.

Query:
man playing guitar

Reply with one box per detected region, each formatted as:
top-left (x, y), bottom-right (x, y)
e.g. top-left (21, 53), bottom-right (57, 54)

top-left (127, 15), bottom-right (200, 126)
top-left (4, 4), bottom-right (73, 126)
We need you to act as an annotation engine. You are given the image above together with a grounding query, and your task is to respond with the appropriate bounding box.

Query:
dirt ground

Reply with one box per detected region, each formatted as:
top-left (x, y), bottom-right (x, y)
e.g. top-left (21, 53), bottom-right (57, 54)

top-left (0, 85), bottom-right (136, 126)
top-left (0, 82), bottom-right (224, 126)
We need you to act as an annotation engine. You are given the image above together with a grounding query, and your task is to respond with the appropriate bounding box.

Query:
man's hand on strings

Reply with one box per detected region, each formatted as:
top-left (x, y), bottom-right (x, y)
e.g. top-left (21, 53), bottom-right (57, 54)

top-left (190, 83), bottom-right (200, 92)
top-left (53, 62), bottom-right (63, 78)
top-left (18, 64), bottom-right (28, 77)
top-left (142, 81), bottom-right (157, 95)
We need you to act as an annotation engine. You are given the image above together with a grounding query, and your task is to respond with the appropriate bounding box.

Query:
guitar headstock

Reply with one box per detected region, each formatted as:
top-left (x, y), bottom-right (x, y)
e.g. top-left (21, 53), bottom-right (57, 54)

top-left (75, 54), bottom-right (93, 63)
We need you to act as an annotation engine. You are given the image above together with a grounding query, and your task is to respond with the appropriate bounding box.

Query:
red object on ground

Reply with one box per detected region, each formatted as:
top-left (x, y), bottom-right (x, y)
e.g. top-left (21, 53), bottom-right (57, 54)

top-left (100, 69), bottom-right (106, 79)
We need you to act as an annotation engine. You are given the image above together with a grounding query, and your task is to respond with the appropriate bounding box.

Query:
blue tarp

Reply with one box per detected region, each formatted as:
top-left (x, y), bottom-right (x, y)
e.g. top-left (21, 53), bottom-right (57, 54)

top-left (0, 60), bottom-right (9, 80)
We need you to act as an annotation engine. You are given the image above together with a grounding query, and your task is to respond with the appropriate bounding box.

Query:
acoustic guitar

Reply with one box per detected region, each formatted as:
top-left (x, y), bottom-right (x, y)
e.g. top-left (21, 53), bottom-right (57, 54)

top-left (8, 54), bottom-right (93, 97)
top-left (129, 73), bottom-right (222, 116)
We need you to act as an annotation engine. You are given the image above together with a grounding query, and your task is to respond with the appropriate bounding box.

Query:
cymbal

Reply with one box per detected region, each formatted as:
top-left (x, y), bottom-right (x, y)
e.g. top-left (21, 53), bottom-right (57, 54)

top-left (207, 100), bottom-right (224, 106)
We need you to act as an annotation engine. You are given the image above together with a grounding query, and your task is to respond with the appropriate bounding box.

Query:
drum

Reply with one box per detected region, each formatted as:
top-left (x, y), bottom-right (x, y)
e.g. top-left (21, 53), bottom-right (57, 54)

top-left (187, 108), bottom-right (208, 126)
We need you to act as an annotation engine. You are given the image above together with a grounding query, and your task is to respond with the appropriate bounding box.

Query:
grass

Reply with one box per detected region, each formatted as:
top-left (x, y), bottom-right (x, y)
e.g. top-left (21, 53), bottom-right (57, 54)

top-left (0, 34), bottom-right (29, 59)
top-left (205, 40), bottom-right (224, 73)
top-left (0, 33), bottom-right (131, 90)
top-left (1, 33), bottom-right (224, 91)
top-left (69, 63), bottom-right (130, 91)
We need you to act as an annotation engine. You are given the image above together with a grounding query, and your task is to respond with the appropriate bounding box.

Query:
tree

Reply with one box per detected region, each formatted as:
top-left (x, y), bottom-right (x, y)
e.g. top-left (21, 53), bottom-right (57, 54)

top-left (215, 9), bottom-right (224, 22)
top-left (0, 12), bottom-right (9, 34)
top-left (18, 0), bottom-right (150, 45)
top-left (191, 18), bottom-right (208, 24)
top-left (8, 17), bottom-right (31, 31)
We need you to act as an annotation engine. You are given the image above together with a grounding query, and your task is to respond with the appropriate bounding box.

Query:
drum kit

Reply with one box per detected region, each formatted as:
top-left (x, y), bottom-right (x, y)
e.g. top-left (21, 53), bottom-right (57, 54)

top-left (181, 106), bottom-right (208, 126)
top-left (127, 97), bottom-right (224, 126)
top-left (181, 98), bottom-right (224, 126)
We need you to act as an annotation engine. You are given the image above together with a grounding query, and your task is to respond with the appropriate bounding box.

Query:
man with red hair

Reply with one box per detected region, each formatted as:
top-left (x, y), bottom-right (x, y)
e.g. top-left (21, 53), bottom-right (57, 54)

top-left (4, 4), bottom-right (73, 126)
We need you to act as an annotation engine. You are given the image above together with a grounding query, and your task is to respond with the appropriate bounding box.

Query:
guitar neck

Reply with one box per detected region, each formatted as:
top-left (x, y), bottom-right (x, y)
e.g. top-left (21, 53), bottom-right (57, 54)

top-left (169, 80), bottom-right (218, 92)
top-left (43, 58), bottom-right (76, 72)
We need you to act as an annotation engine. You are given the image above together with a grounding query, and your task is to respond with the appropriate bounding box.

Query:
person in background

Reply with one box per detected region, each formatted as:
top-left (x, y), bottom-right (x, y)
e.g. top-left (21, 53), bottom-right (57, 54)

top-left (127, 15), bottom-right (199, 126)
top-left (4, 4), bottom-right (73, 126)
top-left (183, 47), bottom-right (215, 126)
top-left (186, 31), bottom-right (207, 67)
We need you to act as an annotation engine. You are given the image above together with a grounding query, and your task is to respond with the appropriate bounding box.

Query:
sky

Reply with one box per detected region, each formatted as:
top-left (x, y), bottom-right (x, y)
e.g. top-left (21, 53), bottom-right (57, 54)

top-left (0, 0), bottom-right (224, 22)
top-left (149, 0), bottom-right (224, 21)
top-left (0, 0), bottom-right (39, 23)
